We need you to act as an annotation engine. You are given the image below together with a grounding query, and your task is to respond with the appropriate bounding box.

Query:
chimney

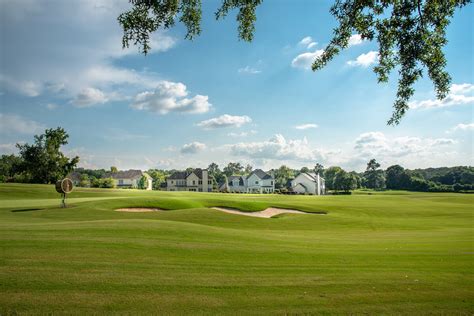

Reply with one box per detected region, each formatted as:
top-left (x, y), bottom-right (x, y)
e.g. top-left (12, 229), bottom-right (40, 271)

top-left (202, 169), bottom-right (208, 192)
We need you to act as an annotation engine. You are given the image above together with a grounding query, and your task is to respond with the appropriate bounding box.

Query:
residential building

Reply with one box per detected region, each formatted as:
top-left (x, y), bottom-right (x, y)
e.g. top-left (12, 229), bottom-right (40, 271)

top-left (290, 172), bottom-right (326, 195)
top-left (107, 170), bottom-right (153, 190)
top-left (219, 169), bottom-right (275, 193)
top-left (166, 168), bottom-right (213, 192)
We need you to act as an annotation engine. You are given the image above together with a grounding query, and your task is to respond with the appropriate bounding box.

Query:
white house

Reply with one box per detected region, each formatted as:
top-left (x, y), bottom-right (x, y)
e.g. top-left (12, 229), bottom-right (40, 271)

top-left (291, 172), bottom-right (326, 195)
top-left (220, 169), bottom-right (275, 193)
top-left (166, 169), bottom-right (213, 192)
top-left (226, 175), bottom-right (247, 193)
top-left (246, 169), bottom-right (275, 193)
top-left (108, 170), bottom-right (153, 190)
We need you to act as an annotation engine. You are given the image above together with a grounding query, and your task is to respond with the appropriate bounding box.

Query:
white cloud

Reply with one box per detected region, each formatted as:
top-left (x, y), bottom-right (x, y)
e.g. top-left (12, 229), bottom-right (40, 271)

top-left (73, 87), bottom-right (109, 107)
top-left (409, 83), bottom-right (474, 109)
top-left (0, 1), bottom-right (177, 103)
top-left (347, 51), bottom-right (378, 67)
top-left (353, 131), bottom-right (459, 166)
top-left (46, 103), bottom-right (58, 110)
top-left (348, 34), bottom-right (364, 46)
top-left (197, 114), bottom-right (252, 129)
top-left (131, 81), bottom-right (211, 114)
top-left (447, 123), bottom-right (474, 133)
top-left (0, 113), bottom-right (45, 135)
top-left (307, 42), bottom-right (317, 50)
top-left (0, 143), bottom-right (19, 154)
top-left (238, 66), bottom-right (261, 74)
top-left (298, 36), bottom-right (313, 46)
top-left (450, 83), bottom-right (474, 95)
top-left (228, 130), bottom-right (257, 137)
top-left (291, 50), bottom-right (325, 70)
top-left (0, 75), bottom-right (42, 97)
top-left (180, 141), bottom-right (207, 154)
top-left (229, 134), bottom-right (326, 162)
top-left (295, 123), bottom-right (318, 130)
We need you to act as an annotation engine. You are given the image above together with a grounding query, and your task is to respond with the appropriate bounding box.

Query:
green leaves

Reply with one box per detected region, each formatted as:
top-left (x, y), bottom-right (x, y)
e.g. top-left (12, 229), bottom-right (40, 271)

top-left (118, 0), bottom-right (471, 124)
top-left (315, 0), bottom-right (471, 125)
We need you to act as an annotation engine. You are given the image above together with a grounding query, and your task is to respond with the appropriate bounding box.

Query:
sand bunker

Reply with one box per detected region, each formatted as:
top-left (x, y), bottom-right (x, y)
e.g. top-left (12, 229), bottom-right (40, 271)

top-left (115, 208), bottom-right (164, 213)
top-left (211, 207), bottom-right (324, 218)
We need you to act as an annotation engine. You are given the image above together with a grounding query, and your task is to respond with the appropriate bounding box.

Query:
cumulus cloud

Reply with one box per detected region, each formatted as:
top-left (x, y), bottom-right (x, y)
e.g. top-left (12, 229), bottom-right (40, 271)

top-left (197, 114), bottom-right (252, 129)
top-left (347, 51), bottom-right (379, 67)
top-left (298, 36), bottom-right (313, 46)
top-left (72, 87), bottom-right (109, 107)
top-left (238, 66), bottom-right (261, 74)
top-left (354, 131), bottom-right (458, 160)
top-left (348, 34), bottom-right (364, 46)
top-left (307, 42), bottom-right (317, 49)
top-left (131, 81), bottom-right (211, 114)
top-left (450, 83), bottom-right (474, 95)
top-left (46, 103), bottom-right (58, 110)
top-left (0, 113), bottom-right (45, 135)
top-left (0, 0), bottom-right (177, 103)
top-left (291, 50), bottom-right (325, 70)
top-left (228, 130), bottom-right (257, 137)
top-left (295, 123), bottom-right (318, 130)
top-left (447, 123), bottom-right (474, 133)
top-left (409, 83), bottom-right (474, 109)
top-left (229, 134), bottom-right (326, 162)
top-left (180, 141), bottom-right (207, 154)
top-left (0, 143), bottom-right (19, 154)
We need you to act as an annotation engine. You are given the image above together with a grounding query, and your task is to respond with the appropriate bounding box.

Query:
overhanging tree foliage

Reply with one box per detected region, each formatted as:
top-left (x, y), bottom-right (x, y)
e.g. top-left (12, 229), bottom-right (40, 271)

top-left (118, 0), bottom-right (471, 125)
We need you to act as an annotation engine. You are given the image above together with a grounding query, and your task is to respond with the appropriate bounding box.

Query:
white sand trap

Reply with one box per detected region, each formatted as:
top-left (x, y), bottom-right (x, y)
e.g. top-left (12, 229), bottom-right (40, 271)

top-left (211, 207), bottom-right (324, 218)
top-left (115, 208), bottom-right (164, 213)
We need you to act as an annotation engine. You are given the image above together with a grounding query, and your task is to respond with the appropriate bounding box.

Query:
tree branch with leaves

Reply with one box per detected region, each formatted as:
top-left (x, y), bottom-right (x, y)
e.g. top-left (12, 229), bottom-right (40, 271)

top-left (118, 0), bottom-right (471, 125)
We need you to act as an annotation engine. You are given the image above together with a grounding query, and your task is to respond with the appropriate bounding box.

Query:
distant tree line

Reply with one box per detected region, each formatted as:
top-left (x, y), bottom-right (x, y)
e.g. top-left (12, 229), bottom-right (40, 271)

top-left (1, 131), bottom-right (472, 193)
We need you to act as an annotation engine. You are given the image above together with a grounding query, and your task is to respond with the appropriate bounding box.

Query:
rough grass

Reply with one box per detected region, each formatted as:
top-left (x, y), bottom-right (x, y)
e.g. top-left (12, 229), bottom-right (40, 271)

top-left (0, 183), bottom-right (473, 315)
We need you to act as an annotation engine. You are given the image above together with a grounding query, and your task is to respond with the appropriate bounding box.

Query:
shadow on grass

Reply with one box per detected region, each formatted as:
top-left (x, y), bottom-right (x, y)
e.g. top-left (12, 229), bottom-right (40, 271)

top-left (11, 208), bottom-right (42, 213)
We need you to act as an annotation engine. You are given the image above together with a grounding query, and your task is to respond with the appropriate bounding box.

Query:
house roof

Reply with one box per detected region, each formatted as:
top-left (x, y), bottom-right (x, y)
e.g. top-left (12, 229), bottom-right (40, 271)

top-left (106, 170), bottom-right (144, 180)
top-left (168, 168), bottom-right (208, 180)
top-left (228, 176), bottom-right (245, 186)
top-left (247, 169), bottom-right (273, 180)
top-left (300, 172), bottom-right (324, 182)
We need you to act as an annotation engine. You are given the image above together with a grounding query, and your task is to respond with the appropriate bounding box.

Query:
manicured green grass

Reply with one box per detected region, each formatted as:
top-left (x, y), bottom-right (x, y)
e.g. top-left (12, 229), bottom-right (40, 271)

top-left (0, 183), bottom-right (472, 314)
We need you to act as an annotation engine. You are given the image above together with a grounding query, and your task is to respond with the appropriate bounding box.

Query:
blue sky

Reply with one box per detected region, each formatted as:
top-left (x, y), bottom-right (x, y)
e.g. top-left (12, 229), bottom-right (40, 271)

top-left (1, 0), bottom-right (473, 171)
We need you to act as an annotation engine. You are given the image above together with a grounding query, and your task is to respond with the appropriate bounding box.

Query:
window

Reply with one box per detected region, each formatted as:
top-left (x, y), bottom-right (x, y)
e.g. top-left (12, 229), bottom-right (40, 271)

top-left (198, 180), bottom-right (202, 185)
top-left (271, 181), bottom-right (273, 185)
top-left (193, 180), bottom-right (196, 185)
top-left (208, 180), bottom-right (212, 184)
top-left (171, 180), bottom-right (174, 184)
top-left (255, 181), bottom-right (259, 184)
top-left (119, 179), bottom-right (124, 185)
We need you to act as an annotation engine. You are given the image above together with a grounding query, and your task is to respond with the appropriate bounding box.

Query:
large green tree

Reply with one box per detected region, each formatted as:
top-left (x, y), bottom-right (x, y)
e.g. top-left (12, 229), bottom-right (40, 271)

top-left (0, 154), bottom-right (22, 182)
top-left (363, 159), bottom-right (386, 190)
top-left (385, 164), bottom-right (411, 190)
top-left (16, 128), bottom-right (80, 184)
top-left (273, 165), bottom-right (294, 189)
top-left (333, 170), bottom-right (358, 192)
top-left (118, 0), bottom-right (471, 124)
top-left (324, 166), bottom-right (343, 191)
top-left (223, 162), bottom-right (244, 177)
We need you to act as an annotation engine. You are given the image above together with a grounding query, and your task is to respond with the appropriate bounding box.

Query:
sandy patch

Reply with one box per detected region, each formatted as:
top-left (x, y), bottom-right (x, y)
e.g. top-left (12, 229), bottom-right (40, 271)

top-left (211, 207), bottom-right (324, 218)
top-left (115, 208), bottom-right (164, 213)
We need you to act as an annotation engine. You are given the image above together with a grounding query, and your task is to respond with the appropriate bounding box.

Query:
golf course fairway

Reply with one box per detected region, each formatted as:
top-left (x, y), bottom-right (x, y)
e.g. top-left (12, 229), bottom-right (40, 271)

top-left (0, 183), bottom-right (472, 314)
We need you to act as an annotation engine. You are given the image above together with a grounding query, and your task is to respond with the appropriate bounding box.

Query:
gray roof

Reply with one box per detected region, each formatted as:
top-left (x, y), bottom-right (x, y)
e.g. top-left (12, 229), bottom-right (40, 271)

top-left (106, 170), bottom-right (143, 180)
top-left (228, 176), bottom-right (245, 186)
top-left (168, 168), bottom-right (207, 180)
top-left (247, 169), bottom-right (273, 180)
